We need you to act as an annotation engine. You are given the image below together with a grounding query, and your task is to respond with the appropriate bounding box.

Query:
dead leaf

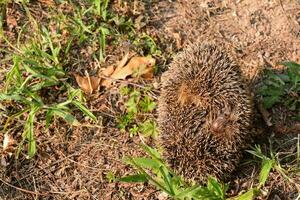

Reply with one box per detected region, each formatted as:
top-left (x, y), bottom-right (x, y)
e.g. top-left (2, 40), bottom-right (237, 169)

top-left (100, 65), bottom-right (115, 77)
top-left (74, 73), bottom-right (101, 94)
top-left (110, 56), bottom-right (156, 80)
top-left (3, 134), bottom-right (15, 154)
top-left (114, 52), bottom-right (129, 73)
top-left (6, 15), bottom-right (17, 28)
top-left (98, 65), bottom-right (115, 88)
top-left (98, 55), bottom-right (156, 88)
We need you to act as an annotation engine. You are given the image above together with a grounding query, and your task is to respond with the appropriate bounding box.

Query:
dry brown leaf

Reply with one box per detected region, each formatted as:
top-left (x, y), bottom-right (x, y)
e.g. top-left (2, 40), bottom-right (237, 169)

top-left (99, 55), bottom-right (155, 88)
top-left (74, 73), bottom-right (101, 94)
top-left (6, 15), bottom-right (17, 28)
top-left (110, 56), bottom-right (156, 80)
top-left (3, 134), bottom-right (16, 155)
top-left (98, 65), bottom-right (115, 88)
top-left (141, 66), bottom-right (155, 80)
top-left (100, 65), bottom-right (115, 77)
top-left (114, 52), bottom-right (130, 73)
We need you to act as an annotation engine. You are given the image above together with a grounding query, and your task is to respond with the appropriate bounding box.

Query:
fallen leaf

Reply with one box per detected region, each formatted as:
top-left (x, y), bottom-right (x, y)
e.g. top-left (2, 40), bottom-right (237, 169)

top-left (98, 55), bottom-right (156, 88)
top-left (100, 65), bottom-right (115, 77)
top-left (3, 134), bottom-right (15, 154)
top-left (98, 65), bottom-right (115, 88)
top-left (111, 56), bottom-right (156, 80)
top-left (6, 15), bottom-right (17, 28)
top-left (114, 52), bottom-right (129, 73)
top-left (74, 73), bottom-right (101, 94)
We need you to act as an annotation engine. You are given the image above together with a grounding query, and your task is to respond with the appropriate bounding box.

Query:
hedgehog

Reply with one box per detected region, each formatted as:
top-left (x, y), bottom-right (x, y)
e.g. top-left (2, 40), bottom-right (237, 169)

top-left (157, 41), bottom-right (253, 184)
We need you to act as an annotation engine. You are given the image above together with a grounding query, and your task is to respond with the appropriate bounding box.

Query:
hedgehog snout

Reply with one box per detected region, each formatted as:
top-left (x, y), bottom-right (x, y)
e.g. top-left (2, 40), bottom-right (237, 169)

top-left (211, 116), bottom-right (228, 133)
top-left (211, 110), bottom-right (239, 135)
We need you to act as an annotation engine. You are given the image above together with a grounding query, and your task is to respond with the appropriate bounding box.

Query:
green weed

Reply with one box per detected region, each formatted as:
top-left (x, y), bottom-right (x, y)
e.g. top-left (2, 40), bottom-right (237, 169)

top-left (247, 145), bottom-right (276, 187)
top-left (106, 171), bottom-right (116, 183)
top-left (117, 86), bottom-right (158, 139)
top-left (0, 0), bottom-right (142, 159)
top-left (119, 142), bottom-right (300, 200)
top-left (119, 144), bottom-right (268, 200)
top-left (91, 0), bottom-right (110, 20)
top-left (247, 144), bottom-right (300, 191)
top-left (259, 61), bottom-right (300, 111)
top-left (133, 33), bottom-right (162, 56)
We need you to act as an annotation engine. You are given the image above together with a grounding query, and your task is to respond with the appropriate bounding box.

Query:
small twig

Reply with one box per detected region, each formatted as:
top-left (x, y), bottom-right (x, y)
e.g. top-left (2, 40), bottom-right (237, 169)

top-left (0, 178), bottom-right (49, 196)
top-left (32, 176), bottom-right (38, 200)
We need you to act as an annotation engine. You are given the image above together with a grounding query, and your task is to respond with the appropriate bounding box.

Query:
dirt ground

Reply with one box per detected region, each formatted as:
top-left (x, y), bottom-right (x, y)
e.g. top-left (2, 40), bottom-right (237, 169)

top-left (1, 0), bottom-right (300, 199)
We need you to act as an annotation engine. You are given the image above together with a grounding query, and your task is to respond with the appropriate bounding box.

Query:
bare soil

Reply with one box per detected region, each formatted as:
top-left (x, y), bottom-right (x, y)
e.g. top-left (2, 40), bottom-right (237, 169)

top-left (1, 0), bottom-right (300, 199)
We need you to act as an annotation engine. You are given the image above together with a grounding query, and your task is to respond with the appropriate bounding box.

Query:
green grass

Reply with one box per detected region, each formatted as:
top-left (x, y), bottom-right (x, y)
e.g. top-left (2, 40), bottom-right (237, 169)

top-left (0, 0), bottom-right (153, 158)
top-left (0, 0), bottom-right (118, 157)
top-left (0, 24), bottom-right (97, 158)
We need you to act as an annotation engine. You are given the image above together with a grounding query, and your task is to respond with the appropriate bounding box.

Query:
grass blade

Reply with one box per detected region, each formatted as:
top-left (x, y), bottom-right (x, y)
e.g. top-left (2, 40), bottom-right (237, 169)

top-left (22, 105), bottom-right (40, 158)
top-left (231, 188), bottom-right (259, 200)
top-left (259, 159), bottom-right (275, 187)
top-left (119, 174), bottom-right (147, 183)
top-left (72, 100), bottom-right (97, 122)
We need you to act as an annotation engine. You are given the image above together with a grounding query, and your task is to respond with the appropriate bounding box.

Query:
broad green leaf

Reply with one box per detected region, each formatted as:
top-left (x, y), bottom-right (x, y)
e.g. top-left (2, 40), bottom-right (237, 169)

top-left (5, 55), bottom-right (23, 89)
top-left (30, 80), bottom-right (58, 91)
top-left (25, 90), bottom-right (44, 104)
top-left (28, 139), bottom-right (36, 158)
top-left (140, 144), bottom-right (162, 160)
top-left (67, 86), bottom-right (84, 101)
top-left (131, 157), bottom-right (161, 169)
top-left (119, 174), bottom-right (148, 183)
top-left (0, 93), bottom-right (27, 103)
top-left (282, 61), bottom-right (300, 69)
top-left (263, 95), bottom-right (280, 109)
top-left (159, 166), bottom-right (175, 195)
